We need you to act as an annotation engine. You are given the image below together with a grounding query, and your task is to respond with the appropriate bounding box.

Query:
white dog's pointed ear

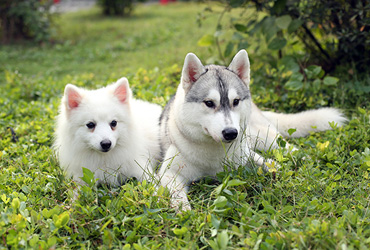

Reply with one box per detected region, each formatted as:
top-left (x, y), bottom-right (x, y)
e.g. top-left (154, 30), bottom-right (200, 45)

top-left (228, 50), bottom-right (250, 85)
top-left (64, 84), bottom-right (82, 110)
top-left (181, 53), bottom-right (206, 92)
top-left (113, 77), bottom-right (131, 103)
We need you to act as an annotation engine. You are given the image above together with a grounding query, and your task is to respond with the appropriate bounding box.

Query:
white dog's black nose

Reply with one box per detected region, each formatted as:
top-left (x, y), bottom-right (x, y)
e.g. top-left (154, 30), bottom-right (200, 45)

top-left (100, 139), bottom-right (112, 152)
top-left (222, 128), bottom-right (238, 141)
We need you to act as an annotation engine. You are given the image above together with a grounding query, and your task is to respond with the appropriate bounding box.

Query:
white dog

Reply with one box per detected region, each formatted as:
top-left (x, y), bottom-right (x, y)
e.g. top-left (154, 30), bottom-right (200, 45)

top-left (54, 77), bottom-right (162, 186)
top-left (158, 50), bottom-right (347, 210)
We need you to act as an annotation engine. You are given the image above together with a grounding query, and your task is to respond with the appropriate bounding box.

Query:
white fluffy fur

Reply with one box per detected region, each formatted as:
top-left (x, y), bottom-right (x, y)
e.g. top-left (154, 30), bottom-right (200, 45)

top-left (261, 107), bottom-right (347, 138)
top-left (54, 77), bottom-right (161, 186)
top-left (247, 104), bottom-right (347, 151)
top-left (158, 50), bottom-right (347, 211)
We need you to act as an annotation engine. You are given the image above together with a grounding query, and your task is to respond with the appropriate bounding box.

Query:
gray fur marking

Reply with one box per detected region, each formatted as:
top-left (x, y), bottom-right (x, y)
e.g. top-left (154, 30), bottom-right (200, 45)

top-left (159, 96), bottom-right (175, 157)
top-left (185, 65), bottom-right (250, 106)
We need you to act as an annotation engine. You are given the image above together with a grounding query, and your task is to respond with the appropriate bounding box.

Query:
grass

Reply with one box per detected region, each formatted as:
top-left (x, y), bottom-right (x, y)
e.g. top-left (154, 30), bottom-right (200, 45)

top-left (0, 3), bottom-right (220, 80)
top-left (1, 2), bottom-right (370, 249)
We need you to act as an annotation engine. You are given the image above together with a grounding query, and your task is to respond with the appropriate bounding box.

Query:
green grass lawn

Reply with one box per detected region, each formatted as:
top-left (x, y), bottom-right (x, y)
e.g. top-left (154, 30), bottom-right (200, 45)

top-left (1, 3), bottom-right (220, 80)
top-left (1, 2), bottom-right (370, 249)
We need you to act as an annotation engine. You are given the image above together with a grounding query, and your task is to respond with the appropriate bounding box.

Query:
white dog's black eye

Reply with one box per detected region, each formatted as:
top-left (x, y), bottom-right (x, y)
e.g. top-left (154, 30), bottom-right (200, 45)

top-left (204, 100), bottom-right (215, 108)
top-left (86, 122), bottom-right (96, 129)
top-left (233, 99), bottom-right (240, 107)
top-left (110, 120), bottom-right (117, 128)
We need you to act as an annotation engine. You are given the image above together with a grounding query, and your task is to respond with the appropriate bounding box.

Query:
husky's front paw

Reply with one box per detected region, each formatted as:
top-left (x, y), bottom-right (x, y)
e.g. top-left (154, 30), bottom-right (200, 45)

top-left (170, 192), bottom-right (192, 212)
top-left (171, 200), bottom-right (191, 212)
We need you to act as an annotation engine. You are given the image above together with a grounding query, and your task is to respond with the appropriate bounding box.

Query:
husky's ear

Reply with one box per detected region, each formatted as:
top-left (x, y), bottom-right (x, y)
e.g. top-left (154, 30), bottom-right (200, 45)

top-left (113, 77), bottom-right (131, 104)
top-left (228, 50), bottom-right (250, 85)
top-left (181, 53), bottom-right (206, 92)
top-left (64, 84), bottom-right (82, 110)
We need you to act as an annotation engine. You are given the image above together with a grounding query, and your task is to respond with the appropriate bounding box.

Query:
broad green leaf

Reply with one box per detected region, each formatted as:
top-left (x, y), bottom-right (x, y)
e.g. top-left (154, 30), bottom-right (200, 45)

top-left (288, 19), bottom-right (304, 34)
top-left (312, 79), bottom-right (321, 91)
top-left (47, 237), bottom-right (57, 248)
top-left (211, 214), bottom-right (221, 229)
top-left (334, 174), bottom-right (342, 181)
top-left (1, 194), bottom-right (9, 204)
top-left (217, 230), bottom-right (229, 249)
top-left (42, 208), bottom-right (51, 218)
top-left (238, 41), bottom-right (249, 50)
top-left (224, 42), bottom-right (234, 58)
top-left (280, 56), bottom-right (300, 72)
top-left (19, 201), bottom-right (26, 211)
top-left (287, 128), bottom-right (297, 136)
top-left (234, 23), bottom-right (247, 32)
top-left (227, 179), bottom-right (246, 187)
top-left (133, 243), bottom-right (143, 250)
top-left (173, 226), bottom-right (188, 236)
top-left (213, 196), bottom-right (227, 208)
top-left (358, 107), bottom-right (366, 114)
top-left (263, 204), bottom-right (276, 214)
top-left (122, 244), bottom-right (131, 250)
top-left (268, 37), bottom-right (287, 50)
top-left (262, 17), bottom-right (279, 42)
top-left (11, 198), bottom-right (20, 210)
top-left (29, 235), bottom-right (39, 247)
top-left (81, 167), bottom-right (96, 186)
top-left (55, 212), bottom-right (70, 228)
top-left (197, 34), bottom-right (214, 47)
top-left (257, 167), bottom-right (263, 175)
top-left (229, 0), bottom-right (245, 8)
top-left (305, 65), bottom-right (322, 78)
top-left (323, 76), bottom-right (339, 86)
top-left (208, 240), bottom-right (218, 250)
top-left (317, 141), bottom-right (330, 151)
top-left (232, 225), bottom-right (240, 234)
top-left (6, 230), bottom-right (17, 245)
top-left (276, 15), bottom-right (292, 30)
top-left (231, 32), bottom-right (244, 41)
top-left (290, 72), bottom-right (304, 81)
top-left (282, 205), bottom-right (293, 214)
top-left (285, 80), bottom-right (303, 91)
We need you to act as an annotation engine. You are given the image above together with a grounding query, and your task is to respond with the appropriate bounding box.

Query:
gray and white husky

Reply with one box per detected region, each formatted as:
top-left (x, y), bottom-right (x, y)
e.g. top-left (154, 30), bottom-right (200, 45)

top-left (158, 50), bottom-right (347, 210)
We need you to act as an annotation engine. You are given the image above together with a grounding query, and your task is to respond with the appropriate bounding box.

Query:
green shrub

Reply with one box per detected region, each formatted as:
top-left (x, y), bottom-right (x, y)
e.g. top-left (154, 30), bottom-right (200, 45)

top-left (0, 0), bottom-right (54, 43)
top-left (199, 0), bottom-right (370, 72)
top-left (97, 0), bottom-right (135, 16)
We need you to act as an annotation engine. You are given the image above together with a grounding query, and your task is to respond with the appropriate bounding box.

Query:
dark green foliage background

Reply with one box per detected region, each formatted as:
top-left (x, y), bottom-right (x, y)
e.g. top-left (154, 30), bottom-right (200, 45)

top-left (0, 0), bottom-right (54, 43)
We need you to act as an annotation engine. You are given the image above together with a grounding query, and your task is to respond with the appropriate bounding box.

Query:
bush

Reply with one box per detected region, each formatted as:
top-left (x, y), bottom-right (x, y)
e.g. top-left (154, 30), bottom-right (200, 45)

top-left (199, 0), bottom-right (370, 72)
top-left (97, 0), bottom-right (135, 16)
top-left (0, 0), bottom-right (54, 44)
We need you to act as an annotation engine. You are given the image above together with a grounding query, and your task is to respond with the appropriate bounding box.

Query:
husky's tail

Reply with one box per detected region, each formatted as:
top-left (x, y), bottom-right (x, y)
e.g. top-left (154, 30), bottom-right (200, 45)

top-left (261, 108), bottom-right (347, 138)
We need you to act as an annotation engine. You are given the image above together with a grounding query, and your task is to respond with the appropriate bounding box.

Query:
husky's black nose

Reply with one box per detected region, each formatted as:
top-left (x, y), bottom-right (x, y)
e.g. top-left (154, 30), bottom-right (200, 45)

top-left (100, 139), bottom-right (112, 152)
top-left (222, 128), bottom-right (238, 141)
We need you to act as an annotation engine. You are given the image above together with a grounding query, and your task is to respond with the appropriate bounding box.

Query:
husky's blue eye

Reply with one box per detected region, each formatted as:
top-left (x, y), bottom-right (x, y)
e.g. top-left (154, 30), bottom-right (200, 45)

top-left (86, 122), bottom-right (96, 129)
top-left (204, 100), bottom-right (215, 108)
top-left (110, 120), bottom-right (117, 128)
top-left (233, 99), bottom-right (240, 107)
